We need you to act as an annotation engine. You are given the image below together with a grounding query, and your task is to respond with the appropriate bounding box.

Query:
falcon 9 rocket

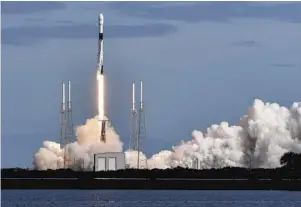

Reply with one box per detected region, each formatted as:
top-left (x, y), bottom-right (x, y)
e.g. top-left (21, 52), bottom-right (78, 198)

top-left (96, 13), bottom-right (106, 142)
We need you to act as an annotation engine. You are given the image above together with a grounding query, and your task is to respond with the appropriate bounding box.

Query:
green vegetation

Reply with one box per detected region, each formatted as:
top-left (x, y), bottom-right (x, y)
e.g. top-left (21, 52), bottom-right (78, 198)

top-left (2, 152), bottom-right (301, 180)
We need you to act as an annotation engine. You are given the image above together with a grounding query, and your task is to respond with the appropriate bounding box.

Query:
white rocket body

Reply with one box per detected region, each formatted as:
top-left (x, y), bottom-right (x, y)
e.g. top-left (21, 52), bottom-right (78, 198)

top-left (96, 13), bottom-right (104, 122)
top-left (97, 13), bottom-right (104, 76)
top-left (96, 13), bottom-right (106, 142)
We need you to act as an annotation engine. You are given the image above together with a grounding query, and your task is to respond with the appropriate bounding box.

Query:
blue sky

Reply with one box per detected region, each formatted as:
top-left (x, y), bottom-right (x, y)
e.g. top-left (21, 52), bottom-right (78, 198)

top-left (2, 1), bottom-right (301, 168)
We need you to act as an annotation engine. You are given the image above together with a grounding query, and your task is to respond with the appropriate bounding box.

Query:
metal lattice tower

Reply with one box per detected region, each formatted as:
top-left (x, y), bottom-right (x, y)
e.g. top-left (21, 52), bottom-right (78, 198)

top-left (60, 81), bottom-right (73, 169)
top-left (60, 82), bottom-right (67, 150)
top-left (128, 81), bottom-right (148, 169)
top-left (65, 81), bottom-right (73, 144)
top-left (137, 81), bottom-right (148, 169)
top-left (129, 82), bottom-right (138, 152)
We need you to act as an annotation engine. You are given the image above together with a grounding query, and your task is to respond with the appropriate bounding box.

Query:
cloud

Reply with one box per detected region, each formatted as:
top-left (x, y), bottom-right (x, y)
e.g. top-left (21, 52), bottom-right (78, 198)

top-left (1, 2), bottom-right (66, 14)
top-left (230, 40), bottom-right (260, 47)
top-left (23, 18), bottom-right (47, 23)
top-left (270, 63), bottom-right (297, 68)
top-left (22, 18), bottom-right (75, 25)
top-left (2, 23), bottom-right (177, 46)
top-left (108, 2), bottom-right (301, 23)
top-left (54, 20), bottom-right (76, 25)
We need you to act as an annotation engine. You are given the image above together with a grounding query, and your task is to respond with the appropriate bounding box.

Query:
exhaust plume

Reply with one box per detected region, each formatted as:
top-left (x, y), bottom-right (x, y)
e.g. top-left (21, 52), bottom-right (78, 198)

top-left (33, 99), bottom-right (301, 170)
top-left (147, 99), bottom-right (301, 169)
top-left (33, 116), bottom-right (123, 170)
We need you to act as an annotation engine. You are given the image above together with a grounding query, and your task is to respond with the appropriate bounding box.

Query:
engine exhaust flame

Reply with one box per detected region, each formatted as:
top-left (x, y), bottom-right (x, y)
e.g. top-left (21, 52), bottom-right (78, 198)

top-left (97, 71), bottom-right (104, 125)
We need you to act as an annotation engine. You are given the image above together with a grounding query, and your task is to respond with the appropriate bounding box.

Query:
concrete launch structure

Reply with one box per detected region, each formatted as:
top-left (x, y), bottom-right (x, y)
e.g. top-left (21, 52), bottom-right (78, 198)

top-left (94, 152), bottom-right (126, 171)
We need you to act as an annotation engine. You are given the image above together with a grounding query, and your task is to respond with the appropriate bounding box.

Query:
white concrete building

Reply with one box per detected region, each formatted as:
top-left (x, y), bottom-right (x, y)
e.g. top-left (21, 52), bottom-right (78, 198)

top-left (94, 152), bottom-right (125, 171)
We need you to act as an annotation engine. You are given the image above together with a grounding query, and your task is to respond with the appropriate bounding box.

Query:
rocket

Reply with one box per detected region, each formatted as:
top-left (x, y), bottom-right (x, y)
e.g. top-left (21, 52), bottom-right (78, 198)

top-left (96, 13), bottom-right (106, 142)
top-left (97, 13), bottom-right (104, 75)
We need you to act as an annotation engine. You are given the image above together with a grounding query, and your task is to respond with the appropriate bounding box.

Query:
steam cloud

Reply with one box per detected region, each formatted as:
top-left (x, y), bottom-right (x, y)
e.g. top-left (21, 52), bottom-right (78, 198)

top-left (34, 117), bottom-right (123, 170)
top-left (33, 99), bottom-right (301, 170)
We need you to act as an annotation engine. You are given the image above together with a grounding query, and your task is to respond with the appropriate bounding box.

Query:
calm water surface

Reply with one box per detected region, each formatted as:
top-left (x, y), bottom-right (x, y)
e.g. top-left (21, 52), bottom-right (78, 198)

top-left (2, 190), bottom-right (301, 207)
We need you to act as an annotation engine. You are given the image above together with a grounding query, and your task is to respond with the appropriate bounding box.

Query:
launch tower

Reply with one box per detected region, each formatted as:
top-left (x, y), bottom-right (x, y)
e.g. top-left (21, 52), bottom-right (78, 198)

top-left (129, 81), bottom-right (148, 169)
top-left (60, 81), bottom-right (73, 168)
top-left (137, 81), bottom-right (148, 169)
top-left (129, 82), bottom-right (138, 152)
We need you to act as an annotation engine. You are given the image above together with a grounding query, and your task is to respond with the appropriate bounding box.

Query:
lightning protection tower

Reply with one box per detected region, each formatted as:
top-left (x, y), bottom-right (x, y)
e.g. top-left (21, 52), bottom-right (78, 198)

top-left (137, 80), bottom-right (148, 169)
top-left (66, 81), bottom-right (73, 145)
top-left (60, 81), bottom-right (73, 169)
top-left (129, 82), bottom-right (138, 152)
top-left (60, 82), bottom-right (67, 150)
top-left (129, 81), bottom-right (148, 169)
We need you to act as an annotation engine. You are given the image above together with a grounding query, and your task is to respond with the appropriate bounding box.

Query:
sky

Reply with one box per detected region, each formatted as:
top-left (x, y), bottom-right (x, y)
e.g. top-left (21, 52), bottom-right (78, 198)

top-left (1, 1), bottom-right (301, 168)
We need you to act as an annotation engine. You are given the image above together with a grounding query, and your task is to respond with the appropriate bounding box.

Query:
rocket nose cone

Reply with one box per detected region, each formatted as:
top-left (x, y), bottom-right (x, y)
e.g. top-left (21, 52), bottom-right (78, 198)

top-left (99, 13), bottom-right (104, 24)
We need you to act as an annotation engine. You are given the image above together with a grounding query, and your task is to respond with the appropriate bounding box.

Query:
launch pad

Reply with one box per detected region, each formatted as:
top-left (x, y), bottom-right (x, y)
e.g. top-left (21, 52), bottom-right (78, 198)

top-left (56, 13), bottom-right (147, 170)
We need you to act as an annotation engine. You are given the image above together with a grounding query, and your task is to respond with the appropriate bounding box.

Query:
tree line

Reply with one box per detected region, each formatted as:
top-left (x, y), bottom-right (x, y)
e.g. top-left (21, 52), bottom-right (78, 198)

top-left (2, 152), bottom-right (301, 179)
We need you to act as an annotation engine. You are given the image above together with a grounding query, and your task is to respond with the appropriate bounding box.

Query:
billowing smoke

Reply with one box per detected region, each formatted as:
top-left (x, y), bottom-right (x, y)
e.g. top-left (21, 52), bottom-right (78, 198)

top-left (147, 99), bottom-right (301, 169)
top-left (125, 150), bottom-right (148, 169)
top-left (33, 116), bottom-right (123, 170)
top-left (33, 99), bottom-right (301, 170)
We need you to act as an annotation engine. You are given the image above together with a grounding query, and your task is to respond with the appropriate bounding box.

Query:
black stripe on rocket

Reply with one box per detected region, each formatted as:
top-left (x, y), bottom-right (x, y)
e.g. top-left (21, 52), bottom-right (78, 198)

top-left (99, 32), bottom-right (103, 74)
top-left (99, 33), bottom-right (103, 40)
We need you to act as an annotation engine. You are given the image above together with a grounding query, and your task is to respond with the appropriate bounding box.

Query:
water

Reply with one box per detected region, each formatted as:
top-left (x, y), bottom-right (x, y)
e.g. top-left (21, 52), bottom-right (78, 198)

top-left (2, 190), bottom-right (301, 207)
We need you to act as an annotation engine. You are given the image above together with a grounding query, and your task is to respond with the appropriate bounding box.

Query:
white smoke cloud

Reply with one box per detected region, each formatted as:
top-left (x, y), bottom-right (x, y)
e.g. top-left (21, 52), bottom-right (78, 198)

top-left (33, 116), bottom-right (123, 170)
top-left (125, 150), bottom-right (148, 169)
top-left (147, 99), bottom-right (301, 169)
top-left (147, 150), bottom-right (172, 169)
top-left (33, 99), bottom-right (301, 170)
